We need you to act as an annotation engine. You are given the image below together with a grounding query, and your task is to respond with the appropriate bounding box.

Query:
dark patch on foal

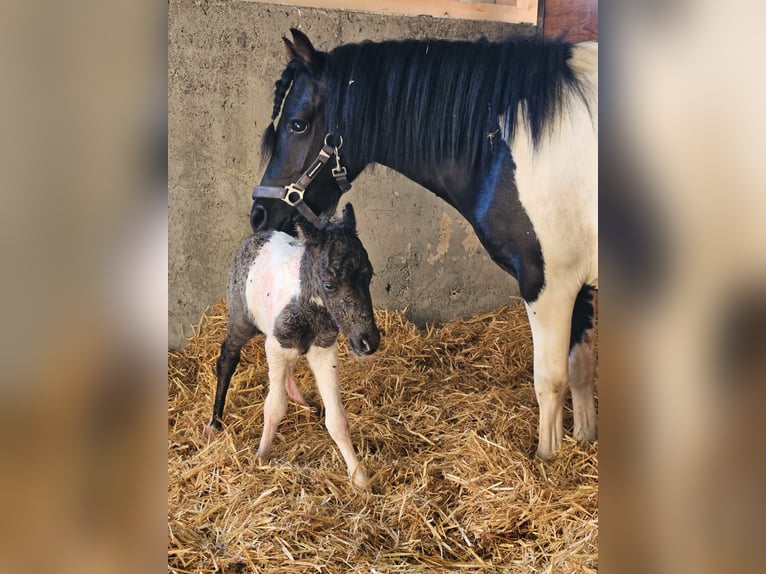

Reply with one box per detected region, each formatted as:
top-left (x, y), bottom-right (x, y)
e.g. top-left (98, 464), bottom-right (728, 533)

top-left (274, 298), bottom-right (338, 354)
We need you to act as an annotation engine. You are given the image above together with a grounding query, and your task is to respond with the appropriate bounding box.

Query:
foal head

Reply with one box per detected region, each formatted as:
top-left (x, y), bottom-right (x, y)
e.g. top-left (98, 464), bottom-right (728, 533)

top-left (298, 203), bottom-right (380, 356)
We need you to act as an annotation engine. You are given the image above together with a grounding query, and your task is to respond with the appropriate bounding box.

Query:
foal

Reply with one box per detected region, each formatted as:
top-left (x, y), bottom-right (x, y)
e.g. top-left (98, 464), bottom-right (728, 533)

top-left (205, 203), bottom-right (379, 488)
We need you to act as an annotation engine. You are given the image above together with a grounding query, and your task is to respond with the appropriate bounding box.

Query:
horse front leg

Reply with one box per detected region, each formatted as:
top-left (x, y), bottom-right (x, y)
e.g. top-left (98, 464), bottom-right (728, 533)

top-left (525, 286), bottom-right (576, 459)
top-left (306, 343), bottom-right (369, 489)
top-left (257, 336), bottom-right (299, 462)
top-left (569, 328), bottom-right (597, 442)
top-left (568, 286), bottom-right (598, 442)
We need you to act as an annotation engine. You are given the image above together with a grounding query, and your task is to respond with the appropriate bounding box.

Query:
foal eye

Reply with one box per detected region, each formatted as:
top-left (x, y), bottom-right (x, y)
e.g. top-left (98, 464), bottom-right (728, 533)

top-left (289, 119), bottom-right (309, 134)
top-left (322, 282), bottom-right (335, 292)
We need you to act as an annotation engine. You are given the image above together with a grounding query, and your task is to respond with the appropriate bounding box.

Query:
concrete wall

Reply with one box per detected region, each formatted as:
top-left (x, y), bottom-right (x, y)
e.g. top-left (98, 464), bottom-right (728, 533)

top-left (168, 0), bottom-right (535, 348)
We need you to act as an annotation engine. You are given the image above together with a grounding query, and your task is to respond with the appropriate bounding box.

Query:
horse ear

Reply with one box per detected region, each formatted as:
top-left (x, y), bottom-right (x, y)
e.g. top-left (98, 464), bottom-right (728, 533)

top-left (295, 215), bottom-right (322, 244)
top-left (283, 28), bottom-right (321, 72)
top-left (341, 203), bottom-right (356, 231)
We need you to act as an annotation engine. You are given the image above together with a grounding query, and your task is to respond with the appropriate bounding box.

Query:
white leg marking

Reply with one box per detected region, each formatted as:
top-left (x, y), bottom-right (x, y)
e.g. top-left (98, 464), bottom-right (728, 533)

top-left (525, 288), bottom-right (575, 459)
top-left (257, 337), bottom-right (299, 462)
top-left (569, 329), bottom-right (597, 442)
top-left (306, 343), bottom-right (369, 489)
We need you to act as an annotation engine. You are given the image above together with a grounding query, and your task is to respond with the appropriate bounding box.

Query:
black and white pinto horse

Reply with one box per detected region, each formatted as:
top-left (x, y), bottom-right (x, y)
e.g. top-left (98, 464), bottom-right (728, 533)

top-left (250, 30), bottom-right (598, 458)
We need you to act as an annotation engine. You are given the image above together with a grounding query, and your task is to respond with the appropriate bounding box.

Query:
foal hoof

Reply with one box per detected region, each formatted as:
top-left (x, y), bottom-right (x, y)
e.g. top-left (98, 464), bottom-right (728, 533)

top-left (204, 422), bottom-right (220, 439)
top-left (351, 466), bottom-right (370, 490)
top-left (256, 447), bottom-right (271, 464)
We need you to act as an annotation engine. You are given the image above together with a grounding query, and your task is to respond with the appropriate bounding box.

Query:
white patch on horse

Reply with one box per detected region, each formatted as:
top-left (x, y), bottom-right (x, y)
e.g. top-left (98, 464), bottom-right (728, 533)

top-left (310, 295), bottom-right (324, 307)
top-left (511, 42), bottom-right (599, 457)
top-left (245, 232), bottom-right (305, 336)
top-left (510, 42), bottom-right (598, 290)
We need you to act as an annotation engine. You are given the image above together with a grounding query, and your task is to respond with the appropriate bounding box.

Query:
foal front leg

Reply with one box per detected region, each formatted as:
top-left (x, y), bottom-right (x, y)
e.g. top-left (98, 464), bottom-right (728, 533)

top-left (257, 337), bottom-right (299, 462)
top-left (306, 343), bottom-right (369, 489)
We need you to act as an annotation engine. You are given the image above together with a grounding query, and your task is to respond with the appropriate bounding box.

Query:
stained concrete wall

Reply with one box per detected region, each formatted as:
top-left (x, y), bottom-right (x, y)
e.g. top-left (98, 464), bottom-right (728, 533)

top-left (168, 0), bottom-right (535, 348)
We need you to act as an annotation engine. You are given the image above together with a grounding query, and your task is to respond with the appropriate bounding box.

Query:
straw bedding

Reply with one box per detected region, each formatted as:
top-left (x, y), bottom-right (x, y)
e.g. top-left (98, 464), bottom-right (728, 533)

top-left (168, 300), bottom-right (598, 572)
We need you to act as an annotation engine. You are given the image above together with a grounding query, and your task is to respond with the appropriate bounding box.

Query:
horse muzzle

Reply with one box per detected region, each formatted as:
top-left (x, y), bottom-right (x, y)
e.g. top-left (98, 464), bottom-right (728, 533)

top-left (250, 203), bottom-right (268, 231)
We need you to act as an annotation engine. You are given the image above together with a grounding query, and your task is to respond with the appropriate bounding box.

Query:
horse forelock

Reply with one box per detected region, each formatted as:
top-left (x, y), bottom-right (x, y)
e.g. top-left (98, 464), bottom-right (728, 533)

top-left (320, 225), bottom-right (369, 276)
top-left (321, 35), bottom-right (588, 170)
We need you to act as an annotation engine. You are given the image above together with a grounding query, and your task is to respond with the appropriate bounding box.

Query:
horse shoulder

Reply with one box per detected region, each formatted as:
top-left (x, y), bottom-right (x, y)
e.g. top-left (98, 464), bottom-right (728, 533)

top-left (508, 96), bottom-right (598, 286)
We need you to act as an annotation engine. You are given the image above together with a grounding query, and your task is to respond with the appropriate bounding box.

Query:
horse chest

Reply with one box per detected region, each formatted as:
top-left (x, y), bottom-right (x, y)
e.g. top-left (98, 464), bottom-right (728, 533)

top-left (244, 233), bottom-right (303, 336)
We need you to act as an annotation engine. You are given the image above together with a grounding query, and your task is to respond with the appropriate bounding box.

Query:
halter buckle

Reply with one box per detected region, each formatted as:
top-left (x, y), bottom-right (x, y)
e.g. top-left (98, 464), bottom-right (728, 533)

top-left (332, 165), bottom-right (347, 179)
top-left (283, 183), bottom-right (305, 207)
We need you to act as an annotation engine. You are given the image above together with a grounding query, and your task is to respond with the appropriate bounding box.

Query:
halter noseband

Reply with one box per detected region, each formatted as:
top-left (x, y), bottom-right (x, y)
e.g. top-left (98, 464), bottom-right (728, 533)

top-left (252, 133), bottom-right (351, 225)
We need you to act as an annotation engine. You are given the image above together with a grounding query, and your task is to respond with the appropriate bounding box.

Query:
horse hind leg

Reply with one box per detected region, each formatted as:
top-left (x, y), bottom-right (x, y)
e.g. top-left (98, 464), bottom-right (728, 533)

top-left (525, 285), bottom-right (576, 459)
top-left (569, 285), bottom-right (597, 443)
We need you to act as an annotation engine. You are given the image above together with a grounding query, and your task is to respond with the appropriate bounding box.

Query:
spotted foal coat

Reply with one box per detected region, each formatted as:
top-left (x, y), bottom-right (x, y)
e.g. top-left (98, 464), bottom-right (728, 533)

top-left (206, 204), bottom-right (379, 489)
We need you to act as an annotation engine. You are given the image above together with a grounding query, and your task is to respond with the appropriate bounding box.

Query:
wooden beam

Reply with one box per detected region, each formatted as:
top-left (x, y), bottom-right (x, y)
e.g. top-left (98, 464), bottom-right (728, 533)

top-left (542, 0), bottom-right (597, 41)
top-left (242, 0), bottom-right (538, 25)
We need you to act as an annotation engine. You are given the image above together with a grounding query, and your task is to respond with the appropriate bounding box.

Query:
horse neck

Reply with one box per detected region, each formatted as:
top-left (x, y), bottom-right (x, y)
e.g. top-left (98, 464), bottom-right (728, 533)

top-left (346, 145), bottom-right (478, 208)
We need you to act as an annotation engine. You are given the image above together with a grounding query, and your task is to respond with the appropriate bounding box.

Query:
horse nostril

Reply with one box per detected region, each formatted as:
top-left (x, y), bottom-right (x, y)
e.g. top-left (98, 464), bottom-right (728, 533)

top-left (250, 205), bottom-right (267, 231)
top-left (357, 332), bottom-right (379, 355)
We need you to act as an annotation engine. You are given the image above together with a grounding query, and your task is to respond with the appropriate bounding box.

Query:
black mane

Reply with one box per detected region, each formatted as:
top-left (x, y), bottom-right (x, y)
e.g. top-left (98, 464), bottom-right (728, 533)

top-left (323, 35), bottom-right (588, 173)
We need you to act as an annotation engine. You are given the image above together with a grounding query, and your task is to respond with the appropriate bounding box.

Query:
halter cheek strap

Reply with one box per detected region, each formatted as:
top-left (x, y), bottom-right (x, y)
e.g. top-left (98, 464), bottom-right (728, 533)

top-left (252, 133), bottom-right (351, 225)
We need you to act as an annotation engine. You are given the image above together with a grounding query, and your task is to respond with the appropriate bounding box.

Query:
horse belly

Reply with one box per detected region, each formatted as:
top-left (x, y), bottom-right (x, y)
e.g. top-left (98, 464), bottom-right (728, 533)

top-left (244, 234), bottom-right (303, 335)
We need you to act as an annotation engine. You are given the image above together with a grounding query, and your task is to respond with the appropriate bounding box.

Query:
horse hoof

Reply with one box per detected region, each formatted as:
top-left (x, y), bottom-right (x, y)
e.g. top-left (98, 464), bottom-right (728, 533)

top-left (535, 447), bottom-right (556, 460)
top-left (574, 428), bottom-right (597, 443)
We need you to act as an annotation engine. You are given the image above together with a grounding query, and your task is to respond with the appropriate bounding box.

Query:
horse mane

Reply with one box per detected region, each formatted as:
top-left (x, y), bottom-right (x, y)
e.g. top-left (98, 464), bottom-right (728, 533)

top-left (261, 35), bottom-right (589, 173)
top-left (324, 35), bottom-right (588, 172)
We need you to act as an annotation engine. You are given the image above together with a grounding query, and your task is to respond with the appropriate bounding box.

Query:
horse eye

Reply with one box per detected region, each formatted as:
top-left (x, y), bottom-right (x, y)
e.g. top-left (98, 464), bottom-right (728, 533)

top-left (323, 282), bottom-right (335, 292)
top-left (289, 119), bottom-right (309, 134)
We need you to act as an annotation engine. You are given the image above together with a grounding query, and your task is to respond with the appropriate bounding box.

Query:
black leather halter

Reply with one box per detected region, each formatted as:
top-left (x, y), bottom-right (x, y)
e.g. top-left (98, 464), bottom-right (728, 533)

top-left (251, 133), bottom-right (351, 225)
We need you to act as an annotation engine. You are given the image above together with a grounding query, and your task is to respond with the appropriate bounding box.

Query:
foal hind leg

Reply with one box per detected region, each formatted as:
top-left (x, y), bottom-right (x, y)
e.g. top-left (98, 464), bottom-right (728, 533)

top-left (307, 343), bottom-right (369, 489)
top-left (257, 336), bottom-right (299, 462)
top-left (525, 285), bottom-right (576, 459)
top-left (205, 320), bottom-right (258, 437)
top-left (569, 286), bottom-right (598, 442)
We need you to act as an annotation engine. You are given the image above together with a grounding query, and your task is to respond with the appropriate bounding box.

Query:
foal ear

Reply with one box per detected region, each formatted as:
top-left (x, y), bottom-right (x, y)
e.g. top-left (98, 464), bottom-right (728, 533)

top-left (341, 203), bottom-right (357, 231)
top-left (295, 215), bottom-right (322, 244)
top-left (283, 28), bottom-right (321, 73)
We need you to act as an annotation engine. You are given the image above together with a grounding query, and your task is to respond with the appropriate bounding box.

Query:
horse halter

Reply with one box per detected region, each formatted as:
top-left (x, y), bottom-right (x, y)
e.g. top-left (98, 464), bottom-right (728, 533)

top-left (251, 133), bottom-right (351, 226)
